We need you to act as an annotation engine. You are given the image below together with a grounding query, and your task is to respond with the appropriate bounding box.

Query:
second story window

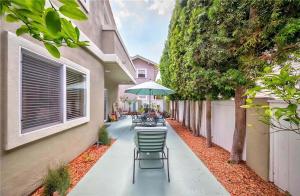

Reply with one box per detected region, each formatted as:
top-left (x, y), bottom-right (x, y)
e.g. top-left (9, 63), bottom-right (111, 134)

top-left (137, 69), bottom-right (147, 78)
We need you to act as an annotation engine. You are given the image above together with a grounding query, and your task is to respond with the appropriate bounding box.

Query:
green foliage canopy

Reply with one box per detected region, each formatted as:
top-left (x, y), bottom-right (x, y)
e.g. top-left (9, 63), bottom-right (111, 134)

top-left (1, 0), bottom-right (89, 58)
top-left (160, 0), bottom-right (300, 101)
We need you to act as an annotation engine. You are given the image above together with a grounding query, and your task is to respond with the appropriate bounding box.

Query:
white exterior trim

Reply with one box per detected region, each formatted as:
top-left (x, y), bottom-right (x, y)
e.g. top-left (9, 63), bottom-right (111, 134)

top-left (131, 55), bottom-right (158, 66)
top-left (5, 32), bottom-right (90, 150)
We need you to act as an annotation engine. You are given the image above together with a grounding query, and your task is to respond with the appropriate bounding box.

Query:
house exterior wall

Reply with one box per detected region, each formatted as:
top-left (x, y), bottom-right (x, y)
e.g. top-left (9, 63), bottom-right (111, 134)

top-left (118, 57), bottom-right (160, 111)
top-left (0, 1), bottom-right (133, 195)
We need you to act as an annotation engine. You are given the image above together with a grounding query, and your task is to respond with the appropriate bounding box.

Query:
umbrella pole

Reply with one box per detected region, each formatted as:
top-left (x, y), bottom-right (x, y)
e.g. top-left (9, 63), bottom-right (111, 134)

top-left (149, 89), bottom-right (151, 110)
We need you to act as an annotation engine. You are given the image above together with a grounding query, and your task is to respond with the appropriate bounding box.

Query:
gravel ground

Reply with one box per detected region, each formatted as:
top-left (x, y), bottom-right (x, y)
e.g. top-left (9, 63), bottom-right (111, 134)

top-left (167, 119), bottom-right (285, 196)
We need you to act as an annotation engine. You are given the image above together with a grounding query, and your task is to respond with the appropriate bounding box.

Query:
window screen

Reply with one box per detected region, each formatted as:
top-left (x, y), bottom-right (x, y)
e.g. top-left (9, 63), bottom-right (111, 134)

top-left (21, 50), bottom-right (63, 133)
top-left (66, 68), bottom-right (86, 120)
top-left (137, 69), bottom-right (146, 78)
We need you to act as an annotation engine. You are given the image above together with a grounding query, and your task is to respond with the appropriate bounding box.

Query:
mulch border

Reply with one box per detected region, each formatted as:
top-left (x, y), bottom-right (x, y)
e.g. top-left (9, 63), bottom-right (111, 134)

top-left (31, 140), bottom-right (115, 196)
top-left (167, 119), bottom-right (285, 196)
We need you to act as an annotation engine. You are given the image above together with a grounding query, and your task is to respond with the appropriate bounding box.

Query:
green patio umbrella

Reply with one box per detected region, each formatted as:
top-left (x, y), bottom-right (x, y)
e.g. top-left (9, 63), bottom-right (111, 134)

top-left (125, 81), bottom-right (175, 107)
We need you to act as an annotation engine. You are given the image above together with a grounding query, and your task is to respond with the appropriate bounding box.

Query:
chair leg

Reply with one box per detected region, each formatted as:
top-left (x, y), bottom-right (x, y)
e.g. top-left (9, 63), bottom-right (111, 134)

top-left (133, 149), bottom-right (136, 184)
top-left (161, 152), bottom-right (165, 168)
top-left (166, 147), bottom-right (170, 182)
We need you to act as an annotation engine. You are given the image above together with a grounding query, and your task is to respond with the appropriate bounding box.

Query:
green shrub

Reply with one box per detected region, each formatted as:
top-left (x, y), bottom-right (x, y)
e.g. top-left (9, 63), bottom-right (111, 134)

top-left (43, 164), bottom-right (70, 196)
top-left (98, 126), bottom-right (111, 145)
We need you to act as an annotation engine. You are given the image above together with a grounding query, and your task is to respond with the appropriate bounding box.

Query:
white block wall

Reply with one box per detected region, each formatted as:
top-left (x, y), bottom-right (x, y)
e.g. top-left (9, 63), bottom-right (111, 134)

top-left (269, 101), bottom-right (300, 196)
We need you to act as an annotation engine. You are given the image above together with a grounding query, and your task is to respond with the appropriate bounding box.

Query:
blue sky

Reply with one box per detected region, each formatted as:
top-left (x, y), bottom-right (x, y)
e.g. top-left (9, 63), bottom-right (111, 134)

top-left (110, 0), bottom-right (175, 63)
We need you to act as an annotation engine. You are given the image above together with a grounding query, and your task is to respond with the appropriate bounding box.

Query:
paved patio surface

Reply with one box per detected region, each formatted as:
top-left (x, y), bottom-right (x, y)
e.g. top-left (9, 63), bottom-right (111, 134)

top-left (68, 117), bottom-right (229, 196)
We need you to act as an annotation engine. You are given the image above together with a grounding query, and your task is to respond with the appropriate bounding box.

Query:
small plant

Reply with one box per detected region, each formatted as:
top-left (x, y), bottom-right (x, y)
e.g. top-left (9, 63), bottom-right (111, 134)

top-left (162, 111), bottom-right (171, 118)
top-left (98, 126), bottom-right (111, 145)
top-left (106, 114), bottom-right (112, 122)
top-left (83, 153), bottom-right (94, 162)
top-left (138, 106), bottom-right (144, 114)
top-left (43, 164), bottom-right (70, 196)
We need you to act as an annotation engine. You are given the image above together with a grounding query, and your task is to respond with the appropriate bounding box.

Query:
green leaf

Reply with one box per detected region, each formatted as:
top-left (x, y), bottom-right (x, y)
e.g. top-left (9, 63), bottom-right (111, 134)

top-left (31, 0), bottom-right (45, 12)
top-left (45, 9), bottom-right (61, 36)
top-left (264, 109), bottom-right (272, 117)
top-left (246, 98), bottom-right (253, 104)
top-left (75, 27), bottom-right (80, 41)
top-left (44, 43), bottom-right (60, 58)
top-left (66, 39), bottom-right (77, 48)
top-left (274, 109), bottom-right (284, 120)
top-left (58, 0), bottom-right (79, 7)
top-left (287, 104), bottom-right (297, 112)
top-left (59, 5), bottom-right (87, 20)
top-left (16, 25), bottom-right (29, 36)
top-left (60, 18), bottom-right (77, 41)
top-left (11, 0), bottom-right (31, 9)
top-left (77, 41), bottom-right (89, 47)
top-left (241, 105), bottom-right (251, 109)
top-left (264, 66), bottom-right (272, 73)
top-left (6, 14), bottom-right (19, 22)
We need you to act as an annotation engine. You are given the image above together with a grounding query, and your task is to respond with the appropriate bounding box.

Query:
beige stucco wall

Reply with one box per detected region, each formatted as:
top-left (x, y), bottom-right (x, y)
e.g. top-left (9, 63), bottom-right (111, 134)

top-left (105, 81), bottom-right (119, 115)
top-left (0, 1), bottom-right (108, 195)
top-left (246, 98), bottom-right (270, 181)
top-left (0, 32), bottom-right (105, 196)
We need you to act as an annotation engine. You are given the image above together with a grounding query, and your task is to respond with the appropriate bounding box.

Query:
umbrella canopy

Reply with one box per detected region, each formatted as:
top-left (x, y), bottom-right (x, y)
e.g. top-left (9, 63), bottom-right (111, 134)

top-left (125, 81), bottom-right (174, 96)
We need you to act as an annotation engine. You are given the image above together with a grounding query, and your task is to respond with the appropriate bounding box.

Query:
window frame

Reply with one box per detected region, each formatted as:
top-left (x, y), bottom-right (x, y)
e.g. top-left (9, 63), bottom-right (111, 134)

top-left (79, 0), bottom-right (89, 12)
top-left (4, 32), bottom-right (91, 150)
top-left (136, 68), bottom-right (147, 79)
top-left (20, 49), bottom-right (64, 133)
top-left (19, 48), bottom-right (90, 136)
top-left (65, 66), bottom-right (88, 121)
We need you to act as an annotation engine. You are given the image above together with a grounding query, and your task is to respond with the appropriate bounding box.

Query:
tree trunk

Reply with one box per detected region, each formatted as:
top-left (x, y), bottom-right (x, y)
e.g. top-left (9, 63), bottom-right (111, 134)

top-left (192, 101), bottom-right (197, 135)
top-left (230, 86), bottom-right (247, 163)
top-left (206, 98), bottom-right (212, 147)
top-left (175, 100), bottom-right (179, 121)
top-left (171, 101), bottom-right (175, 119)
top-left (187, 100), bottom-right (191, 130)
top-left (182, 100), bottom-right (186, 126)
top-left (196, 101), bottom-right (202, 136)
top-left (175, 100), bottom-right (177, 120)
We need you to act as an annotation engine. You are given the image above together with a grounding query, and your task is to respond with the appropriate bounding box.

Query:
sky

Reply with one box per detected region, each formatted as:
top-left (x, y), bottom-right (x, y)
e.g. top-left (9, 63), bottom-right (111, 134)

top-left (110, 0), bottom-right (175, 64)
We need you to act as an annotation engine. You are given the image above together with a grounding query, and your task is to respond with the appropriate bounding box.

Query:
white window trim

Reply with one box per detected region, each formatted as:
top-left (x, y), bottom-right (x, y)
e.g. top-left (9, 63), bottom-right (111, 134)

top-left (136, 68), bottom-right (147, 79)
top-left (5, 32), bottom-right (90, 150)
top-left (79, 0), bottom-right (89, 12)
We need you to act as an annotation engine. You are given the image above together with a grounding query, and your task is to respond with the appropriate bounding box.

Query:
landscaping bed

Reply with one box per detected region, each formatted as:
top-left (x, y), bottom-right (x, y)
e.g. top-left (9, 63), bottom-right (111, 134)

top-left (167, 119), bottom-right (285, 196)
top-left (31, 141), bottom-right (114, 196)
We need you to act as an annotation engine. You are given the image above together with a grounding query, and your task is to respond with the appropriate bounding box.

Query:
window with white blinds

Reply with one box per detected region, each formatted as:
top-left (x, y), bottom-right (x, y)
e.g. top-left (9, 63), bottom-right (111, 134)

top-left (21, 49), bottom-right (88, 134)
top-left (21, 50), bottom-right (63, 133)
top-left (66, 68), bottom-right (86, 120)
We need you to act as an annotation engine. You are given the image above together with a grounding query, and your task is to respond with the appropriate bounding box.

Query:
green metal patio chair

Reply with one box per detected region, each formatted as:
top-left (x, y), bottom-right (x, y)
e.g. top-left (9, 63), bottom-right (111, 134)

top-left (131, 115), bottom-right (143, 130)
top-left (132, 128), bottom-right (170, 184)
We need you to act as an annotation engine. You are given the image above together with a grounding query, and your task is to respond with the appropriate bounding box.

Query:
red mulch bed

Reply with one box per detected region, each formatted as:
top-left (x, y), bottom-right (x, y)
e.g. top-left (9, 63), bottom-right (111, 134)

top-left (167, 119), bottom-right (285, 196)
top-left (31, 141), bottom-right (114, 196)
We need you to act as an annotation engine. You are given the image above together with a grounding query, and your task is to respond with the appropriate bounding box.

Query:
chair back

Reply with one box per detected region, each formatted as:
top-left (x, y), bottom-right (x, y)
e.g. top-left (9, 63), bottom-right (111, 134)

top-left (135, 129), bottom-right (167, 153)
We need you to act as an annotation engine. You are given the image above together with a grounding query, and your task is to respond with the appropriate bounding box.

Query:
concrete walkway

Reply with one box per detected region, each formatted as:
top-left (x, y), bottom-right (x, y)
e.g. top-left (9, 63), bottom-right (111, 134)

top-left (69, 117), bottom-right (229, 196)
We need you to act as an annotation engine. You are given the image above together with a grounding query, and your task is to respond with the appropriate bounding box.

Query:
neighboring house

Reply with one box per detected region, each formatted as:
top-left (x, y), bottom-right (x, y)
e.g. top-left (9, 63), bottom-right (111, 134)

top-left (118, 55), bottom-right (165, 112)
top-left (0, 1), bottom-right (135, 195)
